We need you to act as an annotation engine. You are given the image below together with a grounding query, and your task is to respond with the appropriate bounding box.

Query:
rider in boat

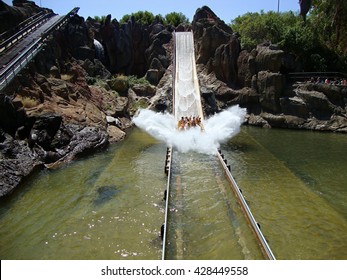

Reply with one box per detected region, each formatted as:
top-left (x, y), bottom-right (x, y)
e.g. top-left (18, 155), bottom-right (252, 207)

top-left (196, 116), bottom-right (205, 131)
top-left (185, 116), bottom-right (191, 128)
top-left (177, 116), bottom-right (204, 131)
top-left (177, 116), bottom-right (185, 130)
top-left (191, 116), bottom-right (197, 127)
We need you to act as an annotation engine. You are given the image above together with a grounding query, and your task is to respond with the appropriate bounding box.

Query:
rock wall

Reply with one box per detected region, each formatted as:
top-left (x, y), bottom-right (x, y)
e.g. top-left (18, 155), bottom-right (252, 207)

top-left (192, 6), bottom-right (240, 86)
top-left (0, 0), bottom-right (53, 33)
top-left (94, 14), bottom-right (172, 82)
top-left (190, 6), bottom-right (347, 133)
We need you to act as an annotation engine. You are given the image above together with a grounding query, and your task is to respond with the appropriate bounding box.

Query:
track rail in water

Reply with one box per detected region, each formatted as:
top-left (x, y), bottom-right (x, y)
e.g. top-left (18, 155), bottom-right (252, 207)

top-left (161, 147), bottom-right (172, 260)
top-left (216, 150), bottom-right (276, 260)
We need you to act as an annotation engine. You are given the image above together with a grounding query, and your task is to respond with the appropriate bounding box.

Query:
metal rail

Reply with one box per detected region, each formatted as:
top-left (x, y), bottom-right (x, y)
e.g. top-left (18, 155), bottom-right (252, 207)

top-left (0, 7), bottom-right (80, 92)
top-left (0, 11), bottom-right (44, 43)
top-left (0, 37), bottom-right (43, 90)
top-left (0, 12), bottom-right (53, 53)
top-left (161, 146), bottom-right (173, 260)
top-left (41, 7), bottom-right (80, 40)
top-left (216, 150), bottom-right (276, 260)
top-left (287, 72), bottom-right (347, 81)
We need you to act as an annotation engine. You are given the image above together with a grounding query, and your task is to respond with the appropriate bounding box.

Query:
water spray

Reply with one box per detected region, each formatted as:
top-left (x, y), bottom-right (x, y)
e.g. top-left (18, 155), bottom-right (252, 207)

top-left (132, 106), bottom-right (246, 155)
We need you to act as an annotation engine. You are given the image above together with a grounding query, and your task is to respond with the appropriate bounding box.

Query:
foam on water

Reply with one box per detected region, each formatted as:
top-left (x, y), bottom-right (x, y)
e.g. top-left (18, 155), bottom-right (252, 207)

top-left (132, 106), bottom-right (246, 154)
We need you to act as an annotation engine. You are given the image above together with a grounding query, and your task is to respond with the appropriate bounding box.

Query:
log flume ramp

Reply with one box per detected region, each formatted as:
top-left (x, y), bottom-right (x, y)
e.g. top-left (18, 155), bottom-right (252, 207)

top-left (173, 32), bottom-right (204, 121)
top-left (162, 32), bottom-right (275, 260)
top-left (0, 7), bottom-right (79, 92)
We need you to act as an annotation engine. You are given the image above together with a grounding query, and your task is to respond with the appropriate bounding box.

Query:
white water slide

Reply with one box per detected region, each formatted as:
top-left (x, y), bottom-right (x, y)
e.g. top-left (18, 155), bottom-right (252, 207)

top-left (173, 32), bottom-right (204, 121)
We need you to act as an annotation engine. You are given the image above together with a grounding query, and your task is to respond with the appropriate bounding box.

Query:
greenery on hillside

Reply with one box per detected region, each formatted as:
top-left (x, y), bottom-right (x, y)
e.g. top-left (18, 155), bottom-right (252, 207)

top-left (93, 15), bottom-right (107, 23)
top-left (119, 11), bottom-right (157, 25)
top-left (230, 0), bottom-right (347, 72)
top-left (310, 0), bottom-right (347, 56)
top-left (91, 1), bottom-right (346, 72)
top-left (93, 11), bottom-right (189, 27)
top-left (164, 12), bottom-right (189, 27)
top-left (119, 11), bottom-right (189, 27)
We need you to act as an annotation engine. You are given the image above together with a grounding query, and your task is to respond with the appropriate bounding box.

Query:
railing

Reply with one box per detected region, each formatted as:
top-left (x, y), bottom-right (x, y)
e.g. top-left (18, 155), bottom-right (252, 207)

top-left (40, 7), bottom-right (79, 41)
top-left (0, 12), bottom-right (53, 53)
top-left (287, 72), bottom-right (347, 81)
top-left (0, 7), bottom-right (80, 92)
top-left (217, 150), bottom-right (276, 260)
top-left (0, 37), bottom-right (42, 90)
top-left (0, 11), bottom-right (44, 43)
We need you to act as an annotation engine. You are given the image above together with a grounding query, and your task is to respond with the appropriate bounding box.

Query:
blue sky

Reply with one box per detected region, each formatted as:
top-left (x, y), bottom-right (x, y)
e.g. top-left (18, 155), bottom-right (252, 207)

top-left (3, 0), bottom-right (300, 23)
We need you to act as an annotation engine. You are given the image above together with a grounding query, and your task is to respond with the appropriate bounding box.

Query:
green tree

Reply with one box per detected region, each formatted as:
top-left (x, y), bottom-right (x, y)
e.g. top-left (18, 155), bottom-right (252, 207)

top-left (164, 12), bottom-right (189, 27)
top-left (310, 0), bottom-right (347, 55)
top-left (230, 8), bottom-right (347, 72)
top-left (279, 23), bottom-right (326, 71)
top-left (231, 11), bottom-right (299, 51)
top-left (120, 11), bottom-right (155, 25)
top-left (93, 15), bottom-right (107, 23)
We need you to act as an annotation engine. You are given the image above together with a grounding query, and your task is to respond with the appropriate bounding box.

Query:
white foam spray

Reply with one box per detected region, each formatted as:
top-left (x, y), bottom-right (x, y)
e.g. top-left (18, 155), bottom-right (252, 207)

top-left (132, 106), bottom-right (246, 155)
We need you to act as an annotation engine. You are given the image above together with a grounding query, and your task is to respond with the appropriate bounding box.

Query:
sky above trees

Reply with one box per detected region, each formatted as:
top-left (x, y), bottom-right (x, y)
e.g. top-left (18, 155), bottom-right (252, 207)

top-left (3, 0), bottom-right (300, 22)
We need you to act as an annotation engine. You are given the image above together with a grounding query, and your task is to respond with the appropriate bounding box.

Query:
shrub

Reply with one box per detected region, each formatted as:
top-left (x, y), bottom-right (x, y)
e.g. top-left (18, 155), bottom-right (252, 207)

top-left (61, 74), bottom-right (73, 82)
top-left (86, 77), bottom-right (97, 85)
top-left (126, 75), bottom-right (150, 87)
top-left (21, 97), bottom-right (39, 108)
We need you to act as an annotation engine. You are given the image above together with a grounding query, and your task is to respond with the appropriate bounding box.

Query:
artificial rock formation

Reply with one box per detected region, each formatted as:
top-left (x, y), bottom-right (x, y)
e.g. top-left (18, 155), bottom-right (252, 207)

top-left (192, 6), bottom-right (240, 86)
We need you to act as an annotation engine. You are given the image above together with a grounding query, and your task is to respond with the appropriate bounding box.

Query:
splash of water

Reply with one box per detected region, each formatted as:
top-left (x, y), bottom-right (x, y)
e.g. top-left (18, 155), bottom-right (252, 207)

top-left (132, 106), bottom-right (246, 155)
